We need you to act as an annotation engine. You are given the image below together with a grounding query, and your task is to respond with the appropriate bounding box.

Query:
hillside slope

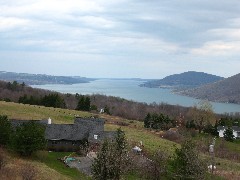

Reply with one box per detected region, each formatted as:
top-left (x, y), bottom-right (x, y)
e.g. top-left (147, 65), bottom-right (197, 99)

top-left (140, 71), bottom-right (223, 89)
top-left (1, 101), bottom-right (240, 179)
top-left (180, 73), bottom-right (240, 104)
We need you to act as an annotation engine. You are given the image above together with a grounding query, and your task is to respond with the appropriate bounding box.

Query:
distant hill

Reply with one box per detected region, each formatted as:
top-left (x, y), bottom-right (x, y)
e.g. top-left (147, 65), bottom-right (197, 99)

top-left (0, 71), bottom-right (95, 85)
top-left (180, 73), bottom-right (240, 104)
top-left (140, 71), bottom-right (224, 90)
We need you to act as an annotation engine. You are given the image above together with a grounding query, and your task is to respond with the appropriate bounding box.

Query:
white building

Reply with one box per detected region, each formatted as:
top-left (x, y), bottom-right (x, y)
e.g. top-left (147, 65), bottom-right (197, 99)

top-left (217, 126), bottom-right (240, 138)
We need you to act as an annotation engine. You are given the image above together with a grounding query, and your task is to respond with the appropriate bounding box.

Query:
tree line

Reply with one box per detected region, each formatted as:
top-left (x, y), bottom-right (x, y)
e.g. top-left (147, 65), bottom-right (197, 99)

top-left (1, 80), bottom-right (240, 127)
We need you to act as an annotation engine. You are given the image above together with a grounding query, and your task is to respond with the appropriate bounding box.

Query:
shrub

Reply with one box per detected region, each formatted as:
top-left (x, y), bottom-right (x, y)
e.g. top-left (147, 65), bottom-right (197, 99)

top-left (10, 122), bottom-right (46, 156)
top-left (0, 115), bottom-right (12, 146)
top-left (224, 127), bottom-right (234, 142)
top-left (170, 139), bottom-right (206, 179)
top-left (163, 130), bottom-right (183, 142)
top-left (91, 128), bottom-right (129, 180)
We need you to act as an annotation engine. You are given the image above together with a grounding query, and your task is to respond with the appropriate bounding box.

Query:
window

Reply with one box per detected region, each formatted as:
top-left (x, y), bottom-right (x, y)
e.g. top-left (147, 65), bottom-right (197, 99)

top-left (52, 141), bottom-right (58, 145)
top-left (94, 135), bottom-right (98, 140)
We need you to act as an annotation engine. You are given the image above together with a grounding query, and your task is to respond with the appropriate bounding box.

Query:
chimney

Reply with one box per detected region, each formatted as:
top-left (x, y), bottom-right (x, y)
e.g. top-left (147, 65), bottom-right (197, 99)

top-left (48, 117), bottom-right (52, 124)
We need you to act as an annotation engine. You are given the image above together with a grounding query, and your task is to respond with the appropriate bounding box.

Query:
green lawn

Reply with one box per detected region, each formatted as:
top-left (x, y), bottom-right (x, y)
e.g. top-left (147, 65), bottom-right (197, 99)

top-left (34, 151), bottom-right (91, 180)
top-left (105, 124), bottom-right (178, 155)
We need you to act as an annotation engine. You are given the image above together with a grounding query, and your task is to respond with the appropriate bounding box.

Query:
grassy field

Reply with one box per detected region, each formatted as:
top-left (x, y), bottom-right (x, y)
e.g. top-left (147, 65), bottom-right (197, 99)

top-left (1, 101), bottom-right (240, 179)
top-left (0, 101), bottom-right (91, 124)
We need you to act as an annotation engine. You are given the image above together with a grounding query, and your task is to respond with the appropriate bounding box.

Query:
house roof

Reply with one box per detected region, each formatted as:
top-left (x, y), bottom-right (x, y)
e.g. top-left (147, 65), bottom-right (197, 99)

top-left (233, 126), bottom-right (240, 132)
top-left (88, 131), bottom-right (116, 143)
top-left (45, 124), bottom-right (89, 141)
top-left (217, 126), bottom-right (240, 132)
top-left (217, 126), bottom-right (225, 131)
top-left (9, 118), bottom-right (114, 142)
top-left (10, 119), bottom-right (48, 128)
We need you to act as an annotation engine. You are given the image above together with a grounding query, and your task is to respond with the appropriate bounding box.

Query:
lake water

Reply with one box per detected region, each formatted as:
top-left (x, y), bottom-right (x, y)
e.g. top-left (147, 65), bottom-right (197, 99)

top-left (32, 79), bottom-right (240, 114)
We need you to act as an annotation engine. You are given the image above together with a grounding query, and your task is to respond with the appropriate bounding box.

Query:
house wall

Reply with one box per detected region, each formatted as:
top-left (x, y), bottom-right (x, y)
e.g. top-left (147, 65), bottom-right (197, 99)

top-left (219, 130), bottom-right (224, 138)
top-left (47, 140), bottom-right (84, 151)
top-left (233, 131), bottom-right (238, 138)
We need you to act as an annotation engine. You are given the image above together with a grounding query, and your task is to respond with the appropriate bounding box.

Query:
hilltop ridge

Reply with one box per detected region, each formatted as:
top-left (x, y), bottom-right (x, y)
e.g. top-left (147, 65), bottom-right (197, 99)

top-left (180, 73), bottom-right (240, 104)
top-left (140, 71), bottom-right (224, 90)
top-left (0, 71), bottom-right (95, 85)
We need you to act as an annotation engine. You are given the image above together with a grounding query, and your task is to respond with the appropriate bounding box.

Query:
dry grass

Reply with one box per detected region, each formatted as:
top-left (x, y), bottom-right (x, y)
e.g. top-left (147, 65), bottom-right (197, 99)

top-left (0, 148), bottom-right (71, 180)
top-left (0, 101), bottom-right (92, 124)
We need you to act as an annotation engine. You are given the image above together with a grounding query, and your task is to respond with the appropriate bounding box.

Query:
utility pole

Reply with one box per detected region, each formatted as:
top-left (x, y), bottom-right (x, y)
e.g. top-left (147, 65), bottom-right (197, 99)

top-left (209, 137), bottom-right (216, 174)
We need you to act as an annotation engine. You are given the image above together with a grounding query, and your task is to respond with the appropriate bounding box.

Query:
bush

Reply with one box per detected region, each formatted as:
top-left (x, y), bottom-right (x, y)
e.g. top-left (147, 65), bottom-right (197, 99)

top-left (91, 128), bottom-right (129, 180)
top-left (224, 127), bottom-right (234, 142)
top-left (10, 122), bottom-right (46, 156)
top-left (163, 130), bottom-right (183, 142)
top-left (170, 139), bottom-right (206, 179)
top-left (0, 115), bottom-right (12, 146)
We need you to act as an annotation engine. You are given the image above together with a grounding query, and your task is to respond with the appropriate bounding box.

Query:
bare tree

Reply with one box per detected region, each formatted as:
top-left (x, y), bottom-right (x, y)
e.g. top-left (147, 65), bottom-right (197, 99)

top-left (187, 100), bottom-right (215, 133)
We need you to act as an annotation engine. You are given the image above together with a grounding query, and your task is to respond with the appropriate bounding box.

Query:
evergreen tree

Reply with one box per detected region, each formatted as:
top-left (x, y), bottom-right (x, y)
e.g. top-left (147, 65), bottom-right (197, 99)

top-left (114, 128), bottom-right (129, 179)
top-left (76, 95), bottom-right (91, 111)
top-left (91, 128), bottom-right (129, 180)
top-left (84, 96), bottom-right (91, 111)
top-left (0, 115), bottom-right (12, 145)
top-left (91, 139), bottom-right (114, 180)
top-left (104, 105), bottom-right (111, 115)
top-left (170, 140), bottom-right (206, 179)
top-left (144, 113), bottom-right (151, 128)
top-left (10, 122), bottom-right (46, 156)
top-left (41, 93), bottom-right (65, 108)
top-left (224, 127), bottom-right (234, 142)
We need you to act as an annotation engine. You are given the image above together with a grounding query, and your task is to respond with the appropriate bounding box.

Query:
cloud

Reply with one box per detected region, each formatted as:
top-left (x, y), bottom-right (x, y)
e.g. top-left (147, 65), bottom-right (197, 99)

top-left (191, 41), bottom-right (240, 56)
top-left (0, 16), bottom-right (30, 31)
top-left (1, 0), bottom-right (240, 78)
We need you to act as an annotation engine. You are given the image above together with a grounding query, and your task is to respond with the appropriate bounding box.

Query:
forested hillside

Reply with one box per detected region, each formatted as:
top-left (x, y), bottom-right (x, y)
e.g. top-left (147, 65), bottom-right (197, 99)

top-left (140, 71), bottom-right (223, 90)
top-left (180, 73), bottom-right (240, 104)
top-left (0, 71), bottom-right (95, 85)
top-left (0, 80), bottom-right (191, 120)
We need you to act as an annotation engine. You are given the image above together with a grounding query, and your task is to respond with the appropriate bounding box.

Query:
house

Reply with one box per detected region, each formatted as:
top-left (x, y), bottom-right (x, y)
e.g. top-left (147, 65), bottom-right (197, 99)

top-left (217, 126), bottom-right (240, 138)
top-left (10, 117), bottom-right (115, 151)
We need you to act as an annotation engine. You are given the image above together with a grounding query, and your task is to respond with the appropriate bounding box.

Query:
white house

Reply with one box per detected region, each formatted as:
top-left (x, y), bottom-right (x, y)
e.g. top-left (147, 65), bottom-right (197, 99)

top-left (217, 126), bottom-right (240, 138)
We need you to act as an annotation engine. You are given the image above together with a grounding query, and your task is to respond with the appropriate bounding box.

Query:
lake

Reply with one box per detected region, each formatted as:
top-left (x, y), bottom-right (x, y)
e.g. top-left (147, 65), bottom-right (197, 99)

top-left (32, 79), bottom-right (240, 114)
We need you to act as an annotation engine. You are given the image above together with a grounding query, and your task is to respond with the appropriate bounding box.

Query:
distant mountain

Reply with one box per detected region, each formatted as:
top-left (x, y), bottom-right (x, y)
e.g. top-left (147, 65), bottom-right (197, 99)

top-left (0, 71), bottom-right (96, 85)
top-left (140, 71), bottom-right (224, 90)
top-left (180, 73), bottom-right (240, 104)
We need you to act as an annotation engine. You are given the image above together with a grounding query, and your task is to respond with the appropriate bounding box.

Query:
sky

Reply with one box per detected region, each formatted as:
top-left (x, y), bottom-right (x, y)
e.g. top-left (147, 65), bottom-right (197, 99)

top-left (0, 0), bottom-right (240, 79)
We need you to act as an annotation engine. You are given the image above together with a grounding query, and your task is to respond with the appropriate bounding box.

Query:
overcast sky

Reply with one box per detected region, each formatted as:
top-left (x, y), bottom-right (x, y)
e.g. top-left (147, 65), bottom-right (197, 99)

top-left (0, 0), bottom-right (240, 78)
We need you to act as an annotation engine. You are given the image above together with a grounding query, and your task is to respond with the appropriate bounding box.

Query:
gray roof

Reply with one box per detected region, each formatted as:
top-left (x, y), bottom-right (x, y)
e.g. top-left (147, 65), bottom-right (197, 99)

top-left (45, 124), bottom-right (89, 141)
top-left (233, 126), bottom-right (240, 131)
top-left (10, 119), bottom-right (48, 128)
top-left (9, 118), bottom-right (115, 142)
top-left (217, 126), bottom-right (225, 131)
top-left (88, 131), bottom-right (116, 143)
top-left (217, 126), bottom-right (240, 132)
